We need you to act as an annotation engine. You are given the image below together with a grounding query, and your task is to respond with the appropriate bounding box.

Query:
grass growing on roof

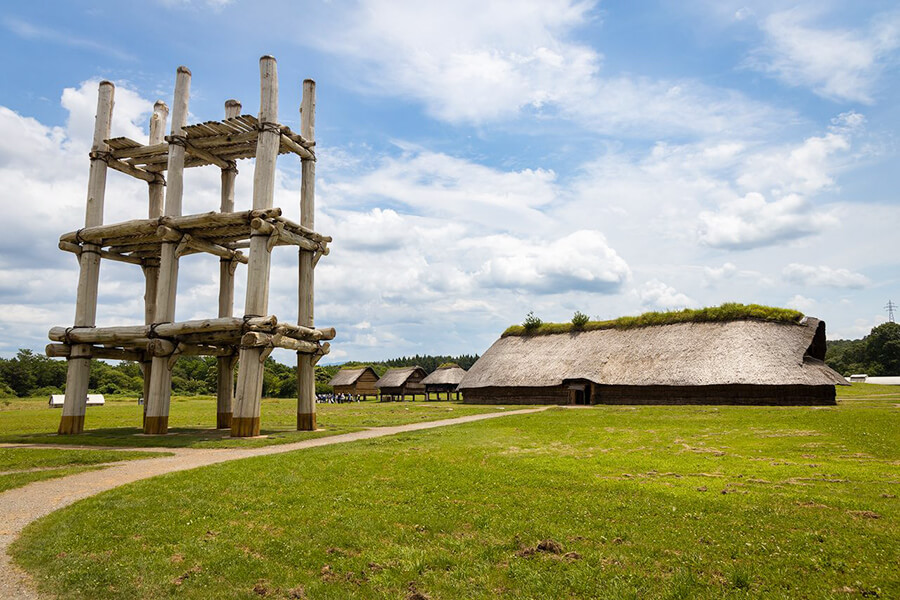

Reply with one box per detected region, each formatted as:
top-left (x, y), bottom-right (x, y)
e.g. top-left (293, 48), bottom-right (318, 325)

top-left (12, 385), bottom-right (898, 599)
top-left (503, 303), bottom-right (805, 337)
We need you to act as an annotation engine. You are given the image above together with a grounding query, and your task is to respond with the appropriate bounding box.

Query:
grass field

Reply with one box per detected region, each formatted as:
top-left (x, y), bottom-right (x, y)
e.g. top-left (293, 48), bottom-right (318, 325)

top-left (0, 447), bottom-right (169, 492)
top-left (10, 385), bottom-right (898, 599)
top-left (0, 396), bottom-right (518, 449)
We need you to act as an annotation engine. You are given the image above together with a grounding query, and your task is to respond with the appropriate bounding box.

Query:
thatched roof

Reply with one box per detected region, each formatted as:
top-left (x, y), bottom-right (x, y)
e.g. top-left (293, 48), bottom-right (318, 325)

top-left (460, 317), bottom-right (846, 389)
top-left (328, 366), bottom-right (377, 387)
top-left (375, 366), bottom-right (427, 389)
top-left (422, 365), bottom-right (467, 386)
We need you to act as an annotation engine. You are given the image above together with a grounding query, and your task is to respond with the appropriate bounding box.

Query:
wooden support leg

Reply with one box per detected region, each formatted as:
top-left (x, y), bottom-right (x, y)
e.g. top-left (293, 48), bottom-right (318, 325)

top-left (144, 66), bottom-right (191, 435)
top-left (296, 78), bottom-right (317, 431)
top-left (232, 56), bottom-right (279, 438)
top-left (59, 81), bottom-right (113, 435)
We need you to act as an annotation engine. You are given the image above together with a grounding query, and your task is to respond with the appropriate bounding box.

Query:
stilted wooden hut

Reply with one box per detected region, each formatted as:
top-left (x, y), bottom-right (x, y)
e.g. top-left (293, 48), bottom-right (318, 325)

top-left (328, 366), bottom-right (379, 399)
top-left (376, 366), bottom-right (427, 402)
top-left (459, 315), bottom-right (847, 406)
top-left (422, 364), bottom-right (467, 400)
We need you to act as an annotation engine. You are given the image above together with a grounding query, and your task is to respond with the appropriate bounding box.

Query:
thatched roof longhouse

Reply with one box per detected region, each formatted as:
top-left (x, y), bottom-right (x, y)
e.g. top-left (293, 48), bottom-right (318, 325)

top-left (460, 318), bottom-right (845, 390)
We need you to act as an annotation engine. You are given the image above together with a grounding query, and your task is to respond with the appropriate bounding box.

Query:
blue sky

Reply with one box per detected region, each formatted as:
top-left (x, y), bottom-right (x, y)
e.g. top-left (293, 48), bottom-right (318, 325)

top-left (0, 0), bottom-right (898, 363)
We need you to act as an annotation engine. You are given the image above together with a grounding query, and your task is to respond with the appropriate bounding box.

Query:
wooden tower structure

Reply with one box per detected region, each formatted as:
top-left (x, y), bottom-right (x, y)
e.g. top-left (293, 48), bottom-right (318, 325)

top-left (47, 56), bottom-right (334, 437)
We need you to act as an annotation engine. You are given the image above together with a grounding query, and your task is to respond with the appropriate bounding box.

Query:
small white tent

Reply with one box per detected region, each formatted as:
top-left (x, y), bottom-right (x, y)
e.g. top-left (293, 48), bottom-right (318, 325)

top-left (49, 394), bottom-right (105, 408)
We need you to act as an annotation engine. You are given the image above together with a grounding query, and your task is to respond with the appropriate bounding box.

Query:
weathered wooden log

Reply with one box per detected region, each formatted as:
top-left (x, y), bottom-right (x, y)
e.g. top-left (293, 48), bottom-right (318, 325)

top-left (47, 343), bottom-right (144, 362)
top-left (181, 138), bottom-right (232, 169)
top-left (250, 218), bottom-right (318, 252)
top-left (280, 133), bottom-right (315, 160)
top-left (50, 316), bottom-right (277, 344)
top-left (276, 215), bottom-right (331, 243)
top-left (240, 331), bottom-right (319, 354)
top-left (233, 56), bottom-right (279, 438)
top-left (146, 66), bottom-right (191, 435)
top-left (297, 77), bottom-right (318, 432)
top-left (144, 101), bottom-right (168, 425)
top-left (107, 157), bottom-right (159, 183)
top-left (218, 99), bottom-right (241, 429)
top-left (60, 219), bottom-right (159, 245)
top-left (58, 241), bottom-right (144, 265)
top-left (60, 80), bottom-right (114, 436)
top-left (275, 323), bottom-right (335, 341)
top-left (111, 141), bottom-right (168, 160)
top-left (159, 208), bottom-right (281, 230)
top-left (155, 226), bottom-right (248, 263)
top-left (147, 338), bottom-right (236, 358)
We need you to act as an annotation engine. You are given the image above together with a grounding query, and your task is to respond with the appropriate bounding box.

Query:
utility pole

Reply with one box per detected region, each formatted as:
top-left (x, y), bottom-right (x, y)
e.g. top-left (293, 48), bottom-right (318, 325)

top-left (886, 300), bottom-right (897, 323)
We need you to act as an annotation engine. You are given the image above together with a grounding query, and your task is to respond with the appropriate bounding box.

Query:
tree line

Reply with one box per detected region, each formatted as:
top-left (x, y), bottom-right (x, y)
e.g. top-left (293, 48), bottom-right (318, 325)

top-left (0, 351), bottom-right (480, 399)
top-left (825, 322), bottom-right (900, 377)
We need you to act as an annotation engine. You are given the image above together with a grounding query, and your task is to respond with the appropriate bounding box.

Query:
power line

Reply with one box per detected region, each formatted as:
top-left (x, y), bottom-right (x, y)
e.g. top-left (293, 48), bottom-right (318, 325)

top-left (886, 300), bottom-right (897, 323)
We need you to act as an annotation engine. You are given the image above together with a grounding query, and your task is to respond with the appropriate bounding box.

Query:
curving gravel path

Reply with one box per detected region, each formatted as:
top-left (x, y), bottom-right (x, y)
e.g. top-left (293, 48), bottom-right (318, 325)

top-left (0, 407), bottom-right (547, 599)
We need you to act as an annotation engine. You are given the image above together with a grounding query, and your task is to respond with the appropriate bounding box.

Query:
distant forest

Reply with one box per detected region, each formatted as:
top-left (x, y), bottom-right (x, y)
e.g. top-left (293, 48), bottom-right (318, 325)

top-left (0, 351), bottom-right (480, 399)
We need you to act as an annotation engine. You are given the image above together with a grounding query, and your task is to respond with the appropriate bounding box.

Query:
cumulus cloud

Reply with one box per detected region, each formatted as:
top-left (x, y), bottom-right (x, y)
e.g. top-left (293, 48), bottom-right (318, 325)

top-left (697, 192), bottom-right (836, 250)
top-left (782, 263), bottom-right (870, 289)
top-left (638, 280), bottom-right (696, 310)
top-left (746, 8), bottom-right (900, 103)
top-left (478, 230), bottom-right (630, 294)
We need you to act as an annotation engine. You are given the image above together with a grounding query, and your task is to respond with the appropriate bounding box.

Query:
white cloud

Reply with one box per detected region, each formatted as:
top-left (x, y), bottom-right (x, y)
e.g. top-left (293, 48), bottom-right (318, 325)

top-left (306, 0), bottom-right (783, 137)
top-left (786, 294), bottom-right (817, 314)
top-left (783, 263), bottom-right (870, 289)
top-left (746, 8), bottom-right (900, 103)
top-left (638, 280), bottom-right (696, 310)
top-left (698, 192), bottom-right (837, 250)
top-left (477, 230), bottom-right (631, 294)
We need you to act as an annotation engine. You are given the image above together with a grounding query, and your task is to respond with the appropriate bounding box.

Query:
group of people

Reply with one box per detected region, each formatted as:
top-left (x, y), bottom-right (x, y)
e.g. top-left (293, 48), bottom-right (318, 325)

top-left (316, 393), bottom-right (366, 404)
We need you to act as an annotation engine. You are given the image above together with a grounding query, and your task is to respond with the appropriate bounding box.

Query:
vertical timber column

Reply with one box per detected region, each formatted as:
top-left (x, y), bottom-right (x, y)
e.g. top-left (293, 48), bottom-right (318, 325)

top-left (216, 99), bottom-right (241, 429)
top-left (232, 56), bottom-right (279, 437)
top-left (296, 79), bottom-right (317, 431)
top-left (145, 66), bottom-right (191, 435)
top-left (59, 81), bottom-right (114, 434)
top-left (142, 100), bottom-right (168, 424)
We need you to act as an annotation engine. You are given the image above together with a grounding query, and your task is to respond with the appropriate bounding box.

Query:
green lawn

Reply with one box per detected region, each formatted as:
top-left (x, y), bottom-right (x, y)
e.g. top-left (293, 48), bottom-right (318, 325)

top-left (0, 447), bottom-right (169, 492)
top-left (0, 396), bottom-right (518, 449)
top-left (11, 386), bottom-right (898, 599)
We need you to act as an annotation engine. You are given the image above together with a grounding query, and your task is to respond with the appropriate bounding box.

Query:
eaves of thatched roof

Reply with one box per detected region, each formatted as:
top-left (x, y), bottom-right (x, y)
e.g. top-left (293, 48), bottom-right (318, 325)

top-left (459, 318), bottom-right (846, 389)
top-left (422, 365), bottom-right (467, 386)
top-left (375, 366), bottom-right (427, 388)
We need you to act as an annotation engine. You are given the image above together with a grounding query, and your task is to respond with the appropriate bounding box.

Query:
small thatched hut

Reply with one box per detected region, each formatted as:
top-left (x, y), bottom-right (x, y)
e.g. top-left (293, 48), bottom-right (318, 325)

top-left (422, 364), bottom-right (467, 401)
top-left (376, 366), bottom-right (427, 401)
top-left (328, 366), bottom-right (380, 399)
top-left (459, 316), bottom-right (846, 406)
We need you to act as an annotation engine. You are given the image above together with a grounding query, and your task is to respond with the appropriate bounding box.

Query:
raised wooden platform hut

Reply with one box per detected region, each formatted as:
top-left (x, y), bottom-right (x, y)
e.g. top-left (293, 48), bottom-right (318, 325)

top-left (376, 366), bottom-right (427, 402)
top-left (459, 316), bottom-right (846, 406)
top-left (422, 364), bottom-right (467, 400)
top-left (329, 366), bottom-right (379, 399)
top-left (48, 56), bottom-right (334, 437)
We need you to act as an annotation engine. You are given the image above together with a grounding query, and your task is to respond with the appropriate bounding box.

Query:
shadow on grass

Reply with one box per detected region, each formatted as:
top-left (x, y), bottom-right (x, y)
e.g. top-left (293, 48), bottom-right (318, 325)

top-left (0, 425), bottom-right (360, 449)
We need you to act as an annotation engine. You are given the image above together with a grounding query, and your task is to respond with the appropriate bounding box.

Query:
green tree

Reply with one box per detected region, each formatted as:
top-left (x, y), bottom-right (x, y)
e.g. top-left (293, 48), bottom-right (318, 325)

top-left (865, 322), bottom-right (900, 375)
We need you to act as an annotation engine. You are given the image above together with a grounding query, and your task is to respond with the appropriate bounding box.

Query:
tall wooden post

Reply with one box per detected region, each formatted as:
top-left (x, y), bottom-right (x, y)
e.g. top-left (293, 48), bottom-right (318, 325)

top-left (145, 67), bottom-right (191, 435)
top-left (232, 56), bottom-right (279, 437)
top-left (297, 79), bottom-right (317, 431)
top-left (142, 100), bottom-right (168, 424)
top-left (58, 81), bottom-right (114, 434)
top-left (216, 99), bottom-right (241, 429)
